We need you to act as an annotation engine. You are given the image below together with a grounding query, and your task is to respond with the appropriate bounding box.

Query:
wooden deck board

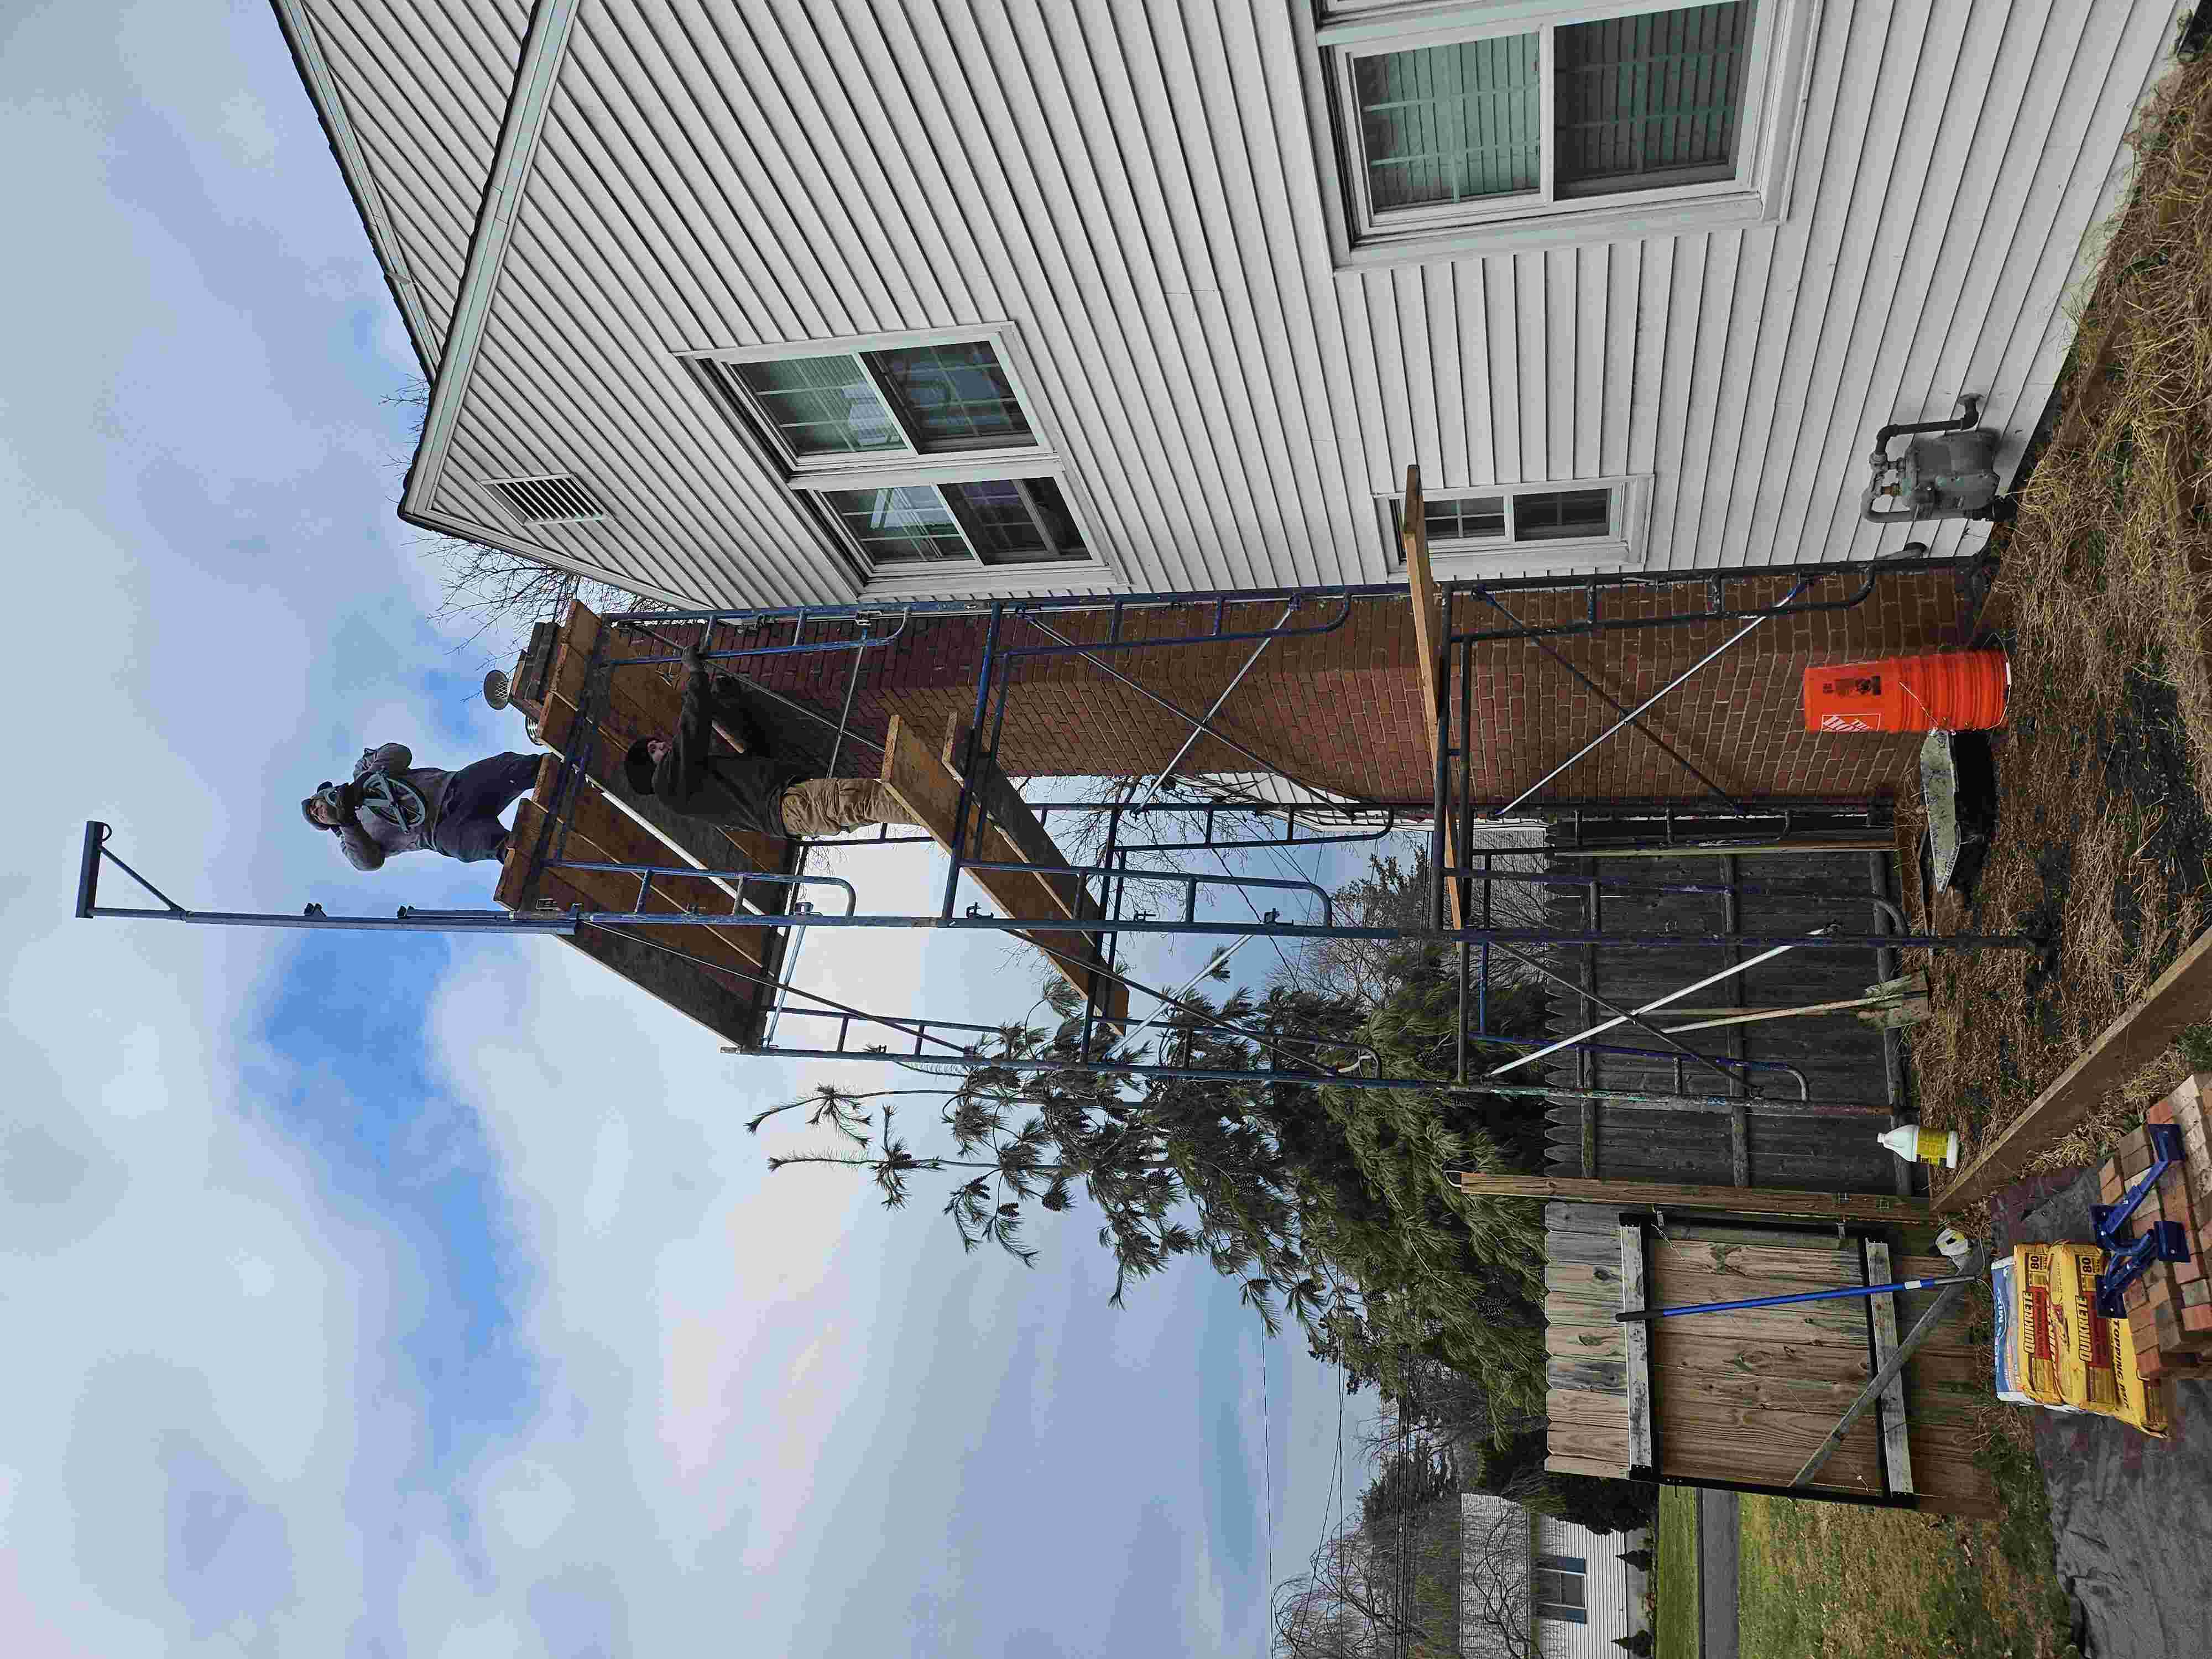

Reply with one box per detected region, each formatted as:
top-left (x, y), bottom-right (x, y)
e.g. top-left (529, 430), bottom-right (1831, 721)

top-left (881, 714), bottom-right (1129, 1026)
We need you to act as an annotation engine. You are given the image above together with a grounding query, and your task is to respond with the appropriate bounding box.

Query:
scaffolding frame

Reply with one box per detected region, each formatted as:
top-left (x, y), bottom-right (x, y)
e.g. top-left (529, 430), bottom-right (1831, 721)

top-left (77, 542), bottom-right (2033, 1119)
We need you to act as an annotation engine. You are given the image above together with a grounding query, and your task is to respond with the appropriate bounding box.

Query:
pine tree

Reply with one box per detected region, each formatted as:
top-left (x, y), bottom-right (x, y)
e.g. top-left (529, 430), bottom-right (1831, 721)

top-left (756, 953), bottom-right (1556, 1430)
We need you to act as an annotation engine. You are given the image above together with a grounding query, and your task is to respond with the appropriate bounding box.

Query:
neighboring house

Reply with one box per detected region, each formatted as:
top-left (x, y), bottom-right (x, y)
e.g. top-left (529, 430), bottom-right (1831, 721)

top-left (1460, 1492), bottom-right (1649, 1658)
top-left (275, 1), bottom-right (2184, 609)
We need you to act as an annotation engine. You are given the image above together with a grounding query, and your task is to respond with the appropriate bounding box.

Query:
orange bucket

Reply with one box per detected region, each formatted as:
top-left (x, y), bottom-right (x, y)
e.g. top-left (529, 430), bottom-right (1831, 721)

top-left (1802, 651), bottom-right (2009, 733)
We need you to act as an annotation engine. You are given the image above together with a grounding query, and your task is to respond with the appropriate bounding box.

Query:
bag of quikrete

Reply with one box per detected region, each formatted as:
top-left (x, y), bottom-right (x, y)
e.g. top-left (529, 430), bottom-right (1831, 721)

top-left (2109, 1316), bottom-right (2171, 1438)
top-left (2005, 1243), bottom-right (2168, 1435)
top-left (2049, 1244), bottom-right (2122, 1411)
top-left (2008, 1245), bottom-right (2070, 1407)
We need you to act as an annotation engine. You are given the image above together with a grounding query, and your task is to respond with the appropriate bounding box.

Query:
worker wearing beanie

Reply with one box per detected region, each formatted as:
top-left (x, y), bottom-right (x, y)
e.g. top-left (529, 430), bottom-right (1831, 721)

top-left (624, 641), bottom-right (917, 841)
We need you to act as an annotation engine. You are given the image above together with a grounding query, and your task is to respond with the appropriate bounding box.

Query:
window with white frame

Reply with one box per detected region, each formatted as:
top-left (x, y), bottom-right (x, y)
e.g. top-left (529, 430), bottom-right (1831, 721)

top-left (1303, 0), bottom-right (1814, 263)
top-left (1390, 479), bottom-right (1642, 564)
top-left (1533, 1552), bottom-right (1588, 1624)
top-left (688, 329), bottom-right (1099, 583)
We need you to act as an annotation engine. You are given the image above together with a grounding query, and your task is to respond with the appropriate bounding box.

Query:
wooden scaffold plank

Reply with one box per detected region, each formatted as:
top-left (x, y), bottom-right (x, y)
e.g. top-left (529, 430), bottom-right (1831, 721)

top-left (1401, 463), bottom-right (1464, 928)
top-left (1620, 1222), bottom-right (1655, 1478)
top-left (880, 714), bottom-right (1129, 1027)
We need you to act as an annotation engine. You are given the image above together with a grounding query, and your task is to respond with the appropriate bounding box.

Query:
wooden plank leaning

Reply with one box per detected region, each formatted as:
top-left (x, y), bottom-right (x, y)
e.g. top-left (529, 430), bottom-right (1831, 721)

top-left (879, 714), bottom-right (1129, 1027)
top-left (1861, 1239), bottom-right (1916, 1495)
top-left (1402, 462), bottom-right (1463, 928)
top-left (1620, 1222), bottom-right (1655, 1478)
top-left (1939, 927), bottom-right (2212, 1212)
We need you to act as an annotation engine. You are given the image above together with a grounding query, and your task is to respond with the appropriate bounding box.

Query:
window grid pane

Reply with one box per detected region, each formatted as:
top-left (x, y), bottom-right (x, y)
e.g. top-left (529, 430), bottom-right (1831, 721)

top-left (823, 484), bottom-right (972, 566)
top-left (1532, 1567), bottom-right (1587, 1609)
top-left (865, 342), bottom-right (1034, 452)
top-left (1357, 35), bottom-right (1541, 210)
top-left (1425, 494), bottom-right (1509, 543)
top-left (1556, 2), bottom-right (1748, 196)
top-left (956, 477), bottom-right (1088, 565)
top-left (730, 354), bottom-right (903, 458)
top-left (1514, 488), bottom-right (1613, 540)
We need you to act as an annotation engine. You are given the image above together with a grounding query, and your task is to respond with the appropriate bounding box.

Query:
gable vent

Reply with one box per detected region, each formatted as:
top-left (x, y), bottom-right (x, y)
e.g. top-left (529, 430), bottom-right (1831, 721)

top-left (481, 473), bottom-right (609, 525)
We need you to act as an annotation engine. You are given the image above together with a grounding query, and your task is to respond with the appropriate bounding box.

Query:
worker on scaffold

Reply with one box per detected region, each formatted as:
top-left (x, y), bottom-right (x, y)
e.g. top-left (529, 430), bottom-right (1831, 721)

top-left (624, 640), bottom-right (919, 840)
top-left (301, 744), bottom-right (541, 869)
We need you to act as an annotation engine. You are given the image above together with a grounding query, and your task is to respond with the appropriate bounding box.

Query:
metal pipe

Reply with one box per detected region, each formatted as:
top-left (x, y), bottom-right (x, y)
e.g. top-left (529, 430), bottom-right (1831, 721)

top-left (1098, 937), bottom-right (1255, 1063)
top-left (1871, 395), bottom-right (1981, 456)
top-left (1615, 1274), bottom-right (1963, 1321)
top-left (1017, 617), bottom-right (1368, 812)
top-left (84, 905), bottom-right (574, 935)
top-left (544, 907), bottom-right (2034, 954)
top-left (1134, 599), bottom-right (1301, 810)
top-left (750, 1035), bottom-right (1889, 1113)
top-left (76, 822), bottom-right (107, 919)
top-left (826, 616), bottom-right (870, 778)
top-left (1491, 585), bottom-right (1811, 818)
top-left (547, 860), bottom-right (859, 914)
top-left (942, 602), bottom-right (1004, 922)
top-left (995, 593), bottom-right (1352, 660)
top-left (1448, 562), bottom-right (1887, 648)
top-left (1470, 586), bottom-right (1746, 812)
top-left (957, 859), bottom-right (1332, 925)
top-left (1491, 939), bottom-right (1807, 1075)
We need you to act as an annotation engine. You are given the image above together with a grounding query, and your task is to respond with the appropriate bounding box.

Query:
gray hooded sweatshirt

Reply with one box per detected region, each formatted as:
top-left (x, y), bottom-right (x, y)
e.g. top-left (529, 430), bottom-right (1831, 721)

top-left (335, 744), bottom-right (453, 870)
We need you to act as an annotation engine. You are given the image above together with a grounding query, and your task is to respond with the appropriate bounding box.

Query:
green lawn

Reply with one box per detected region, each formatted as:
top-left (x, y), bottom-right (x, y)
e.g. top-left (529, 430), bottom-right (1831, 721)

top-left (1655, 1485), bottom-right (1700, 1659)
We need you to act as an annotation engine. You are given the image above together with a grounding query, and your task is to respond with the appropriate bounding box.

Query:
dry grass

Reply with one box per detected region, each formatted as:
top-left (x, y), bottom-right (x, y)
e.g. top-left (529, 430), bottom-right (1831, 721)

top-left (1908, 53), bottom-right (2212, 1172)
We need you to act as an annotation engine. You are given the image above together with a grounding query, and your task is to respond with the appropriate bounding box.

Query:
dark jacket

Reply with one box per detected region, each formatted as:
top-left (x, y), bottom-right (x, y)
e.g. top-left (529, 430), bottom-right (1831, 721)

top-left (335, 744), bottom-right (452, 871)
top-left (653, 667), bottom-right (808, 836)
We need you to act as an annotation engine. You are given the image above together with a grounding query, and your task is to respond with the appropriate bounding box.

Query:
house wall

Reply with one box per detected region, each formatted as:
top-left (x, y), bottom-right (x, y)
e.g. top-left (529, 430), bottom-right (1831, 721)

top-left (278, 0), bottom-right (526, 368)
top-left (697, 566), bottom-right (1966, 807)
top-left (1533, 1514), bottom-right (1650, 1658)
top-left (1457, 1494), bottom-right (1648, 1658)
top-left (279, 0), bottom-right (2183, 609)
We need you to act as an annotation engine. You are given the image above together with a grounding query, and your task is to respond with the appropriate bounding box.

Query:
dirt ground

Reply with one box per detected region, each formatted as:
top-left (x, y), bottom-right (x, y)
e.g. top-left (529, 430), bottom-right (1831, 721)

top-left (1907, 52), bottom-right (2212, 1177)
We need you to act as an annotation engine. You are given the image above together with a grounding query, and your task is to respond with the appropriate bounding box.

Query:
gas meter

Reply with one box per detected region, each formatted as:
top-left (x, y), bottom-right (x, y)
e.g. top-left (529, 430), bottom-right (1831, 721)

top-left (1861, 395), bottom-right (2002, 524)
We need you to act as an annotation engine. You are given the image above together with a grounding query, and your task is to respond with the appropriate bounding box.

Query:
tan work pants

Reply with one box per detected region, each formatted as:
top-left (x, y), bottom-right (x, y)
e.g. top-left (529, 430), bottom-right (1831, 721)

top-left (776, 778), bottom-right (919, 839)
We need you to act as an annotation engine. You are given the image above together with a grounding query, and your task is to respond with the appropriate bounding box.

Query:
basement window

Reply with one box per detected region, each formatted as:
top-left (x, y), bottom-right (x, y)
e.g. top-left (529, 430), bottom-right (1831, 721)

top-left (685, 325), bottom-right (1106, 588)
top-left (1388, 478), bottom-right (1646, 567)
top-left (1301, 0), bottom-right (1817, 264)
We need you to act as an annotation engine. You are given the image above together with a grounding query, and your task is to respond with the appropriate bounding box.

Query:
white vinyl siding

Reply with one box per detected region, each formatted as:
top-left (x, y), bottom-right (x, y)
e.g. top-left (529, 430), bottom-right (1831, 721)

top-left (1388, 478), bottom-right (1648, 571)
top-left (1533, 1514), bottom-right (1647, 1658)
top-left (290, 1), bottom-right (2185, 606)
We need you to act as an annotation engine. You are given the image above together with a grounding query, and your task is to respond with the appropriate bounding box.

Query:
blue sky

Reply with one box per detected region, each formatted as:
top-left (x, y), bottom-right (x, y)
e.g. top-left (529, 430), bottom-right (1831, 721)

top-left (0, 4), bottom-right (1375, 1653)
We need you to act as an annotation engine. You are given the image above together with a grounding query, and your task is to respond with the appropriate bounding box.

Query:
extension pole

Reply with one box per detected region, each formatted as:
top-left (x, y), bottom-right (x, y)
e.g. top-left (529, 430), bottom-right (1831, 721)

top-left (1613, 1274), bottom-right (1961, 1322)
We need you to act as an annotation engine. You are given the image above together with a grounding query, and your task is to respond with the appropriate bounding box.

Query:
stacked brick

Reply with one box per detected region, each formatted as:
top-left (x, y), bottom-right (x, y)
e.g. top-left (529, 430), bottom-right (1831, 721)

top-left (2100, 1074), bottom-right (2212, 1381)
